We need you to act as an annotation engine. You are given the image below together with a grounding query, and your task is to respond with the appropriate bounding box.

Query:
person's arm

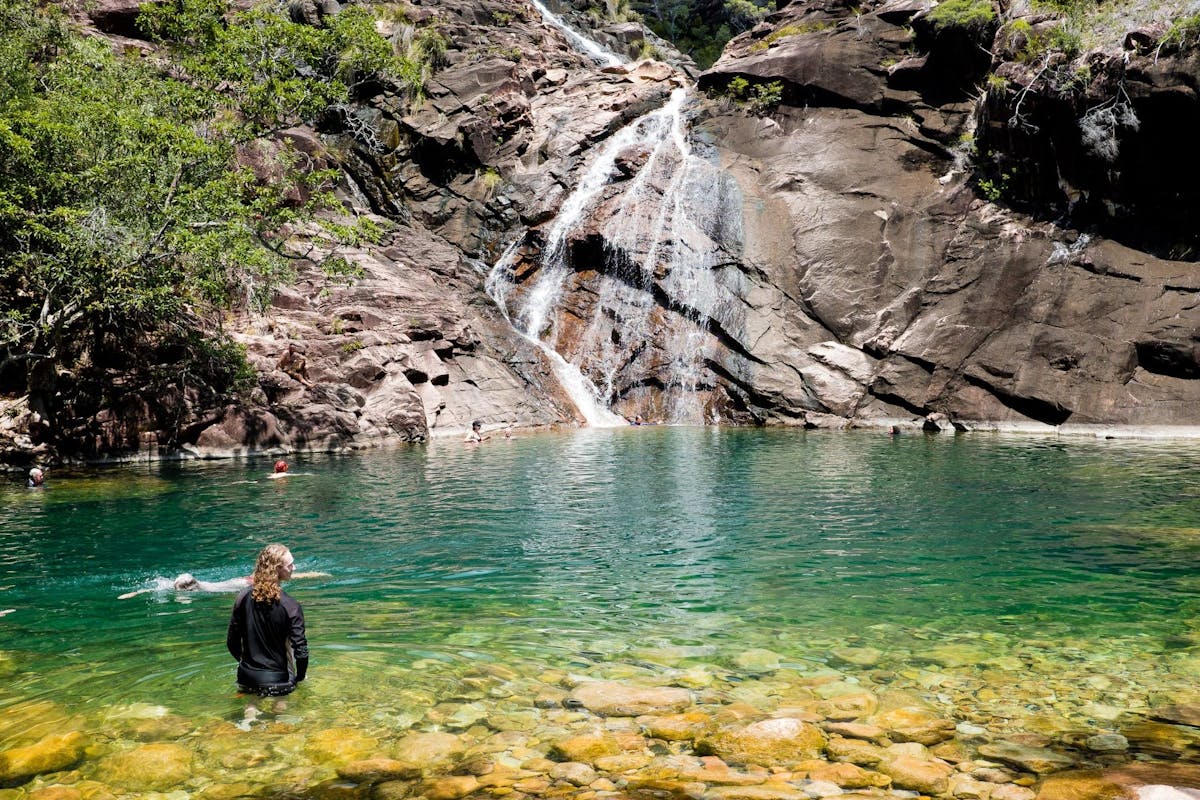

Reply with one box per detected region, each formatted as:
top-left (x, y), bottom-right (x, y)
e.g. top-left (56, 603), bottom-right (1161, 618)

top-left (226, 592), bottom-right (246, 661)
top-left (118, 588), bottom-right (154, 600)
top-left (289, 600), bottom-right (309, 682)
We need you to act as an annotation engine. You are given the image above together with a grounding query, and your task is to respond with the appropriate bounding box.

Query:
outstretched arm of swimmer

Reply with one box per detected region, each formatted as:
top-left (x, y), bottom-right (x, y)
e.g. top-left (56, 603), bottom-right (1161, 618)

top-left (118, 588), bottom-right (155, 600)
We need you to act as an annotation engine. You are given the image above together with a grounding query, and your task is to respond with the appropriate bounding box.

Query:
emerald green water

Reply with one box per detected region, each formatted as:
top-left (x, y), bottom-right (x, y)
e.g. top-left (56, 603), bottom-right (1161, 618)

top-left (2, 428), bottom-right (1200, 779)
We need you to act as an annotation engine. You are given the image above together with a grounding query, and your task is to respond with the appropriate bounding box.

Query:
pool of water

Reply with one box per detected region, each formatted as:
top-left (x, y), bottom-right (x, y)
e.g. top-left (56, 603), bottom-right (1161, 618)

top-left (2, 427), bottom-right (1199, 788)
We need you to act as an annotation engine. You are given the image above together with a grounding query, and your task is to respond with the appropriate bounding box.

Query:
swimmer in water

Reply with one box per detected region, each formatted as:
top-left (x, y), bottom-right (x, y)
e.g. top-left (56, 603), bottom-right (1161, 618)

top-left (118, 569), bottom-right (330, 599)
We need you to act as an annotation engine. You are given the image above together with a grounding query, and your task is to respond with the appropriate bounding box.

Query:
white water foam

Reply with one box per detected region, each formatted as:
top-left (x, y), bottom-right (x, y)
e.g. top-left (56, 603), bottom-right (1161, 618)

top-left (528, 0), bottom-right (624, 68)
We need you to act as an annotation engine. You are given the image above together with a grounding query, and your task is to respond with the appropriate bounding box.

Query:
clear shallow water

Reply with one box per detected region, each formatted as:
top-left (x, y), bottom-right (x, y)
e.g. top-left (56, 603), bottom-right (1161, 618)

top-left (2, 428), bottom-right (1200, 777)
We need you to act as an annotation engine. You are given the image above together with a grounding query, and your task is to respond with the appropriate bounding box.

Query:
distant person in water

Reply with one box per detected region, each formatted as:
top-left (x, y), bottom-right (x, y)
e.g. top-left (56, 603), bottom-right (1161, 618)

top-left (629, 415), bottom-right (644, 426)
top-left (118, 568), bottom-right (328, 599)
top-left (227, 543), bottom-right (308, 697)
top-left (269, 460), bottom-right (289, 478)
top-left (464, 420), bottom-right (490, 443)
top-left (27, 467), bottom-right (44, 488)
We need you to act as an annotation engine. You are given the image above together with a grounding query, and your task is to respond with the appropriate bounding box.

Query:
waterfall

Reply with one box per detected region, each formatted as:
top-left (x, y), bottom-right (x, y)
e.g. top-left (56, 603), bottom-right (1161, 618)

top-left (487, 244), bottom-right (629, 428)
top-left (486, 5), bottom-right (745, 426)
top-left (528, 0), bottom-right (624, 68)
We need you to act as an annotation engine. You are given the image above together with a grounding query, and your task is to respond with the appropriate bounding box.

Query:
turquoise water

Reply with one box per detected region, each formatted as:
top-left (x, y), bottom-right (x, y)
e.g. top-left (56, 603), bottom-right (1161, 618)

top-left (2, 428), bottom-right (1199, 775)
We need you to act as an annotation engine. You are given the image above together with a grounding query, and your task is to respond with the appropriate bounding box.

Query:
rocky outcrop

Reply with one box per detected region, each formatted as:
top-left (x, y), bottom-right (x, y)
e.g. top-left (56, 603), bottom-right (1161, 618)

top-left (689, 0), bottom-right (1200, 427)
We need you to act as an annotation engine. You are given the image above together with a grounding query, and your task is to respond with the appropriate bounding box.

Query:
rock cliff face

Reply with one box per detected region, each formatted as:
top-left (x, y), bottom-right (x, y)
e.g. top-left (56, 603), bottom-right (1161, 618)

top-left (696, 0), bottom-right (1200, 428)
top-left (5, 0), bottom-right (1200, 465)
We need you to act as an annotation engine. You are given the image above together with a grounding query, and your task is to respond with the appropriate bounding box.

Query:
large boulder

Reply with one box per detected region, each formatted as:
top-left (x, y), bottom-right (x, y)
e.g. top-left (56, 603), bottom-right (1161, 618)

top-left (96, 743), bottom-right (192, 792)
top-left (0, 732), bottom-right (88, 787)
top-left (696, 717), bottom-right (828, 767)
top-left (566, 682), bottom-right (693, 716)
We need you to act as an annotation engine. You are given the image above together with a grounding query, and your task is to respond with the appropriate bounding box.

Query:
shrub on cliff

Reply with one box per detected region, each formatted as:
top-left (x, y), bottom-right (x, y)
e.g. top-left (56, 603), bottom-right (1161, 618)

top-left (925, 0), bottom-right (996, 33)
top-left (1159, 13), bottom-right (1200, 54)
top-left (0, 0), bottom-right (390, 452)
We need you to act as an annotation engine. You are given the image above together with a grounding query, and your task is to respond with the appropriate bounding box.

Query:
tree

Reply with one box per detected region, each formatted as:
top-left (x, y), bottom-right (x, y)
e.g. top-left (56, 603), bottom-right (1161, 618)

top-left (0, 0), bottom-right (396, 451)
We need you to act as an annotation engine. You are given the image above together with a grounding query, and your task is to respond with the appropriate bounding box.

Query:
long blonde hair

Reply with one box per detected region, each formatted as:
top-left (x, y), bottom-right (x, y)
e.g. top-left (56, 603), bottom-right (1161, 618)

top-left (251, 543), bottom-right (290, 603)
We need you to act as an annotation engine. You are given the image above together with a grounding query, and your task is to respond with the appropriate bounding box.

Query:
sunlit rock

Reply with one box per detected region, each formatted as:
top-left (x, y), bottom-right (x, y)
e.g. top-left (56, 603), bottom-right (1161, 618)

top-left (194, 781), bottom-right (260, 800)
top-left (948, 773), bottom-right (995, 799)
top-left (391, 732), bottom-right (465, 773)
top-left (27, 786), bottom-right (82, 800)
top-left (878, 753), bottom-right (954, 795)
top-left (920, 644), bottom-right (993, 669)
top-left (337, 758), bottom-right (420, 783)
top-left (373, 780), bottom-right (411, 800)
top-left (696, 718), bottom-right (827, 767)
top-left (976, 742), bottom-right (1075, 775)
top-left (566, 681), bottom-right (692, 717)
top-left (992, 785), bottom-right (1038, 800)
top-left (703, 781), bottom-right (810, 800)
top-left (1149, 705), bottom-right (1200, 728)
top-left (549, 760), bottom-right (597, 786)
top-left (815, 688), bottom-right (879, 721)
top-left (304, 728), bottom-right (381, 764)
top-left (0, 731), bottom-right (88, 787)
top-left (421, 775), bottom-right (478, 800)
top-left (1034, 772), bottom-right (1135, 800)
top-left (113, 714), bottom-right (194, 743)
top-left (96, 743), bottom-right (191, 791)
top-left (596, 752), bottom-right (652, 772)
top-left (70, 779), bottom-right (117, 800)
top-left (830, 647), bottom-right (883, 668)
top-left (869, 706), bottom-right (956, 746)
top-left (825, 736), bottom-right (886, 767)
top-left (733, 649), bottom-right (783, 673)
top-left (511, 775), bottom-right (552, 794)
top-left (548, 733), bottom-right (623, 764)
top-left (821, 722), bottom-right (888, 744)
top-left (640, 711), bottom-right (714, 741)
top-left (0, 702), bottom-right (81, 747)
top-left (797, 759), bottom-right (892, 789)
top-left (1084, 734), bottom-right (1128, 753)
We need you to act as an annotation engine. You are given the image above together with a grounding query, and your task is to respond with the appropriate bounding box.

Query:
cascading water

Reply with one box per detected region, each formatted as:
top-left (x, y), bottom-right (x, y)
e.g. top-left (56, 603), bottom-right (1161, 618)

top-left (529, 0), bottom-right (624, 68)
top-left (486, 4), bottom-right (745, 426)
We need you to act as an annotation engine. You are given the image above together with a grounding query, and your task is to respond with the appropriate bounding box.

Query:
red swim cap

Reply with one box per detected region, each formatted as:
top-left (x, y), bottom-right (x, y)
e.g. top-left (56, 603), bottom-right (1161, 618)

top-left (274, 460), bottom-right (288, 473)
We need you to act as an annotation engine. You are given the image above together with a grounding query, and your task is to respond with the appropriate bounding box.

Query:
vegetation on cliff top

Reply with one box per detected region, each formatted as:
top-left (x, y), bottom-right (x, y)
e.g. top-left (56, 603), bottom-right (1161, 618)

top-left (0, 0), bottom-right (409, 451)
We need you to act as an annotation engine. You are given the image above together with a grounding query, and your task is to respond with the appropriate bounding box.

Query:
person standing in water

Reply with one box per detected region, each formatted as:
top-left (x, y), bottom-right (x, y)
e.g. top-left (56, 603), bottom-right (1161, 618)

top-left (463, 420), bottom-right (490, 443)
top-left (226, 544), bottom-right (308, 696)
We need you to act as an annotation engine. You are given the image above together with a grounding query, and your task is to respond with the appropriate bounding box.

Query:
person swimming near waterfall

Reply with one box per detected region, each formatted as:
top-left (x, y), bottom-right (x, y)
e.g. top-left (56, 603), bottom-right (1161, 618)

top-left (227, 543), bottom-right (309, 697)
top-left (464, 420), bottom-right (490, 443)
top-left (118, 568), bottom-right (329, 599)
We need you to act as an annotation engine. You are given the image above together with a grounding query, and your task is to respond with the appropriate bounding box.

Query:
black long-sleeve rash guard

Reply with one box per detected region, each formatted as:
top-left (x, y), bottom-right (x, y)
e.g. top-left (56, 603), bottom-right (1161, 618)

top-left (227, 588), bottom-right (308, 690)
